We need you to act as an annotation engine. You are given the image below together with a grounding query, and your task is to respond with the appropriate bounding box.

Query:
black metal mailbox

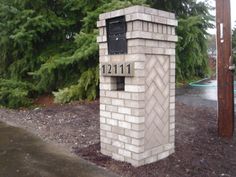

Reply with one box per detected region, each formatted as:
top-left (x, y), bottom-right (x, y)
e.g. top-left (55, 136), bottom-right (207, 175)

top-left (106, 16), bottom-right (127, 55)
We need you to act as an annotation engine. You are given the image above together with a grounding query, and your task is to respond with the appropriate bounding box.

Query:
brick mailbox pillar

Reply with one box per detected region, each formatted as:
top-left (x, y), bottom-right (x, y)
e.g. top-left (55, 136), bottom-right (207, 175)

top-left (97, 5), bottom-right (177, 167)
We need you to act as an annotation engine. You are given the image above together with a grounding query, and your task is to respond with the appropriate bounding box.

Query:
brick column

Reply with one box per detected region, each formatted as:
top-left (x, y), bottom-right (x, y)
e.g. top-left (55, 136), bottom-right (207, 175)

top-left (97, 5), bottom-right (177, 167)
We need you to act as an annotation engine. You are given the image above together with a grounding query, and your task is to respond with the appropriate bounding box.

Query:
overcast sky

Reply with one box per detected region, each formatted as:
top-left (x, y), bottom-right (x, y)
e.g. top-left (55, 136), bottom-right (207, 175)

top-left (199, 0), bottom-right (236, 34)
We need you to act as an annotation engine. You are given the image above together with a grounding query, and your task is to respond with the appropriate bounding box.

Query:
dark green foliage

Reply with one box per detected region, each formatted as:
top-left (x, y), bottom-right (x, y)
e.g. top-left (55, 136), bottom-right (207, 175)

top-left (176, 16), bottom-right (210, 80)
top-left (35, 0), bottom-right (146, 102)
top-left (53, 66), bottom-right (99, 103)
top-left (0, 79), bottom-right (34, 108)
top-left (0, 0), bottom-right (213, 108)
top-left (233, 26), bottom-right (236, 62)
top-left (148, 0), bottom-right (213, 80)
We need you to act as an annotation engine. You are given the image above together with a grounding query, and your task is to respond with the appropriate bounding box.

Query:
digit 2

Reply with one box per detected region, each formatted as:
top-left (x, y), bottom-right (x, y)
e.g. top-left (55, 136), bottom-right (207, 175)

top-left (108, 64), bottom-right (112, 74)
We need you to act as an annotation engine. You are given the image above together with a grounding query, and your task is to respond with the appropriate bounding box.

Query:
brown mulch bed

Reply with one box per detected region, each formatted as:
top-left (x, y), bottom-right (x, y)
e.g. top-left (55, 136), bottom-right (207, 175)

top-left (0, 100), bottom-right (100, 150)
top-left (0, 99), bottom-right (236, 177)
top-left (74, 103), bottom-right (236, 177)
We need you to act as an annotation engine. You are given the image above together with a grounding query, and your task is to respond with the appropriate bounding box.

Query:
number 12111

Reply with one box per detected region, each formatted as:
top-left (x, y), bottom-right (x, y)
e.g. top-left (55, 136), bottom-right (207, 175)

top-left (101, 62), bottom-right (134, 76)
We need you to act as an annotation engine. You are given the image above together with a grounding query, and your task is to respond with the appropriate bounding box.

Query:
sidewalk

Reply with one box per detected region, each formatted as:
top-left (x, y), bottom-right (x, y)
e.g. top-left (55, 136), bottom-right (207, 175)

top-left (0, 122), bottom-right (119, 177)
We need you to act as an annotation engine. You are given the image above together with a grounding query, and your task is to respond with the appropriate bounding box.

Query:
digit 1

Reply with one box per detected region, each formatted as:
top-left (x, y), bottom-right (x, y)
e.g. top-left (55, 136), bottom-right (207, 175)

top-left (120, 64), bottom-right (124, 74)
top-left (102, 65), bottom-right (106, 74)
top-left (114, 64), bottom-right (117, 74)
top-left (126, 64), bottom-right (131, 75)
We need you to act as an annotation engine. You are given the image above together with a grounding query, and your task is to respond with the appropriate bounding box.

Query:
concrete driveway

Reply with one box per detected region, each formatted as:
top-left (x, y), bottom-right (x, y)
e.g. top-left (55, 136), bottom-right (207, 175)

top-left (0, 122), bottom-right (119, 177)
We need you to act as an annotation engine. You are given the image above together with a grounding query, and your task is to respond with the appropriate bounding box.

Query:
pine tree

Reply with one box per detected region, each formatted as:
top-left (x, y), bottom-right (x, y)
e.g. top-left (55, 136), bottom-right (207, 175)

top-left (232, 26), bottom-right (236, 63)
top-left (0, 0), bottom-right (213, 108)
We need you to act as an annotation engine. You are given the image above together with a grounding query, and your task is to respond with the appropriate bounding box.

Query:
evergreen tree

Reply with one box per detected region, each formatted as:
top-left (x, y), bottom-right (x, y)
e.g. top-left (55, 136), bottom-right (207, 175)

top-left (0, 0), bottom-right (213, 108)
top-left (148, 0), bottom-right (213, 80)
top-left (232, 25), bottom-right (236, 62)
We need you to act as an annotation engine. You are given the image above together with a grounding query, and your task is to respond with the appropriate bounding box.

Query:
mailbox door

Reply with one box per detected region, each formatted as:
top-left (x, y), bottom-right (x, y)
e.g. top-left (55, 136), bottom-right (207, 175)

top-left (106, 16), bottom-right (127, 55)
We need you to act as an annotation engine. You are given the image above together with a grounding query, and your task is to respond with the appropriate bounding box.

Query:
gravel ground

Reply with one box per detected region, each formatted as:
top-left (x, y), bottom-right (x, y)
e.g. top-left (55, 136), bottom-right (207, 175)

top-left (0, 99), bottom-right (236, 177)
top-left (0, 100), bottom-right (100, 151)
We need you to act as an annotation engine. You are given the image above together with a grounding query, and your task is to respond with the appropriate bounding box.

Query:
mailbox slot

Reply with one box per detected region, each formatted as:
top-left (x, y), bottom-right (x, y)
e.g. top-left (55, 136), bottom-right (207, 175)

top-left (116, 77), bottom-right (125, 91)
top-left (106, 16), bottom-right (127, 55)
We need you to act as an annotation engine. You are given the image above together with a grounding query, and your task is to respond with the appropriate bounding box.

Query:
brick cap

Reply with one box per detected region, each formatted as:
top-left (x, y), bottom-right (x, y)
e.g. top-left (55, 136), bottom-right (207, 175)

top-left (98, 5), bottom-right (176, 26)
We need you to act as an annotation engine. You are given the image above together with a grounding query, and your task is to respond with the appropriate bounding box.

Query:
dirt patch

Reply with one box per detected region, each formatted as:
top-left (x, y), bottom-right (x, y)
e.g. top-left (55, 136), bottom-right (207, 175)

top-left (0, 100), bottom-right (100, 150)
top-left (33, 94), bottom-right (56, 107)
top-left (0, 101), bottom-right (235, 177)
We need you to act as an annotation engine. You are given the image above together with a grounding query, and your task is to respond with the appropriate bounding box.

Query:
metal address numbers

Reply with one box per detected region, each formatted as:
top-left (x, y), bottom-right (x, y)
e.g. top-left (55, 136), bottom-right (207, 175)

top-left (101, 62), bottom-right (134, 77)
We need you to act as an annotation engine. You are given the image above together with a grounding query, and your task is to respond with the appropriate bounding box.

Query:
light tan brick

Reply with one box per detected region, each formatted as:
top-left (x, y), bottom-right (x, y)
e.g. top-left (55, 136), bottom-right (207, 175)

top-left (151, 146), bottom-right (164, 155)
top-left (112, 99), bottom-right (124, 106)
top-left (118, 92), bottom-right (131, 99)
top-left (100, 117), bottom-right (106, 124)
top-left (134, 69), bottom-right (145, 77)
top-left (118, 107), bottom-right (131, 115)
top-left (164, 143), bottom-right (174, 151)
top-left (125, 129), bottom-right (145, 138)
top-left (99, 12), bottom-right (110, 20)
top-left (170, 116), bottom-right (175, 123)
top-left (100, 104), bottom-right (105, 110)
top-left (132, 21), bottom-right (143, 31)
top-left (131, 124), bottom-right (145, 131)
top-left (132, 150), bottom-right (151, 161)
top-left (125, 144), bottom-right (144, 153)
top-left (170, 123), bottom-right (175, 129)
top-left (170, 136), bottom-right (175, 143)
top-left (106, 132), bottom-right (118, 139)
top-left (112, 153), bottom-right (124, 161)
top-left (148, 23), bottom-right (153, 32)
top-left (134, 62), bottom-right (145, 69)
top-left (131, 108), bottom-right (145, 116)
top-left (127, 22), bottom-right (133, 32)
top-left (107, 119), bottom-right (118, 126)
top-left (112, 126), bottom-right (125, 135)
top-left (125, 100), bottom-right (145, 108)
top-left (100, 130), bottom-right (106, 136)
top-left (170, 103), bottom-right (175, 109)
top-left (118, 135), bottom-right (131, 143)
top-left (106, 105), bottom-right (118, 112)
top-left (118, 149), bottom-right (132, 158)
top-left (112, 113), bottom-right (125, 121)
top-left (101, 136), bottom-right (111, 144)
top-left (158, 151), bottom-right (170, 160)
top-left (118, 121), bottom-right (131, 129)
top-left (100, 124), bottom-right (111, 131)
top-left (170, 129), bottom-right (175, 136)
top-left (112, 140), bottom-right (125, 148)
top-left (159, 10), bottom-right (170, 18)
top-left (110, 8), bottom-right (124, 17)
top-left (167, 19), bottom-right (178, 26)
top-left (131, 138), bottom-right (145, 146)
top-left (145, 156), bottom-right (158, 164)
top-left (125, 77), bottom-right (145, 85)
top-left (124, 5), bottom-right (145, 15)
top-left (100, 111), bottom-right (111, 118)
top-left (125, 115), bottom-right (145, 124)
top-left (106, 144), bottom-right (118, 153)
top-left (101, 149), bottom-right (112, 156)
top-left (131, 93), bottom-right (145, 101)
top-left (106, 91), bottom-right (118, 98)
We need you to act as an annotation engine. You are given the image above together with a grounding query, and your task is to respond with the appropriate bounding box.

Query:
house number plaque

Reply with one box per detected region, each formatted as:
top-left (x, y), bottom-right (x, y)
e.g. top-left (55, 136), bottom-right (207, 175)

top-left (101, 62), bottom-right (134, 77)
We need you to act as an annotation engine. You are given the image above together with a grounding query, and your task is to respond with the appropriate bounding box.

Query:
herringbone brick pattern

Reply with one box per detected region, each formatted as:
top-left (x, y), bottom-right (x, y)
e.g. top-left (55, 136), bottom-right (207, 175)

top-left (145, 55), bottom-right (170, 150)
